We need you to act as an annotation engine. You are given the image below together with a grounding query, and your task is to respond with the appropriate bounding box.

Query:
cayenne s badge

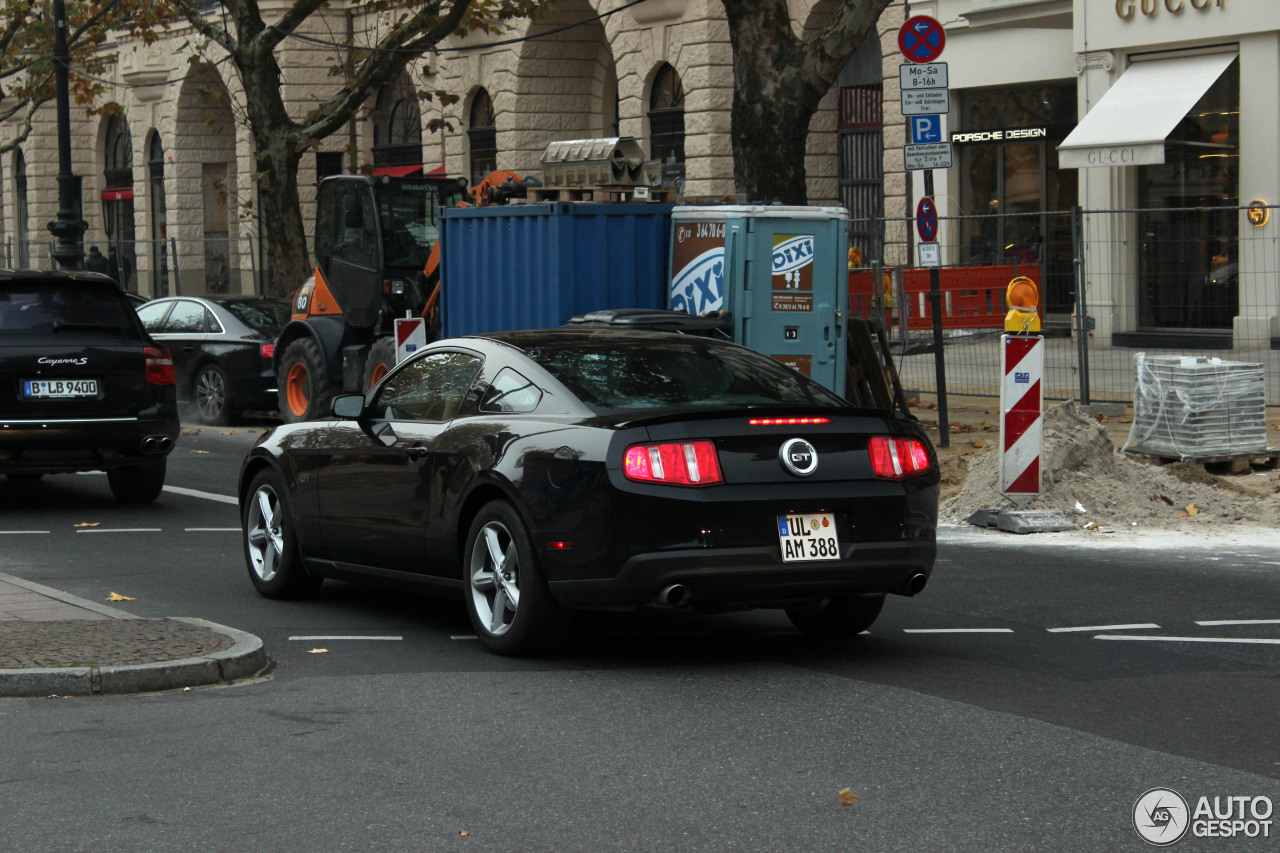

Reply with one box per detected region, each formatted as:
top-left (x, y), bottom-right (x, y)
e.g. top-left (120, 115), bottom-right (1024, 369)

top-left (779, 438), bottom-right (818, 477)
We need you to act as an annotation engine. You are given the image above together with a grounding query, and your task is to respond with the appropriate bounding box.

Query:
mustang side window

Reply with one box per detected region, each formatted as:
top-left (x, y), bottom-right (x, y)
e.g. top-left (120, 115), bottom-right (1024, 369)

top-left (372, 351), bottom-right (482, 422)
top-left (479, 367), bottom-right (542, 414)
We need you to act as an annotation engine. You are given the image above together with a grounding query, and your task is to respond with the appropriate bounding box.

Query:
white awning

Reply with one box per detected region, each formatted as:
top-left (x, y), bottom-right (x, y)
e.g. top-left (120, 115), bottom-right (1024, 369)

top-left (1058, 52), bottom-right (1236, 169)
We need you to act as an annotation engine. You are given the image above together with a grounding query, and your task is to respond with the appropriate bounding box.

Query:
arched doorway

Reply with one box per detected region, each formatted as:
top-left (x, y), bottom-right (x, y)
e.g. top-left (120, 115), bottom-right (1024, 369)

top-left (372, 72), bottom-right (423, 171)
top-left (176, 66), bottom-right (236, 294)
top-left (13, 149), bottom-right (29, 268)
top-left (148, 132), bottom-right (169, 296)
top-left (468, 89), bottom-right (496, 186)
top-left (103, 113), bottom-right (137, 289)
top-left (648, 63), bottom-right (685, 188)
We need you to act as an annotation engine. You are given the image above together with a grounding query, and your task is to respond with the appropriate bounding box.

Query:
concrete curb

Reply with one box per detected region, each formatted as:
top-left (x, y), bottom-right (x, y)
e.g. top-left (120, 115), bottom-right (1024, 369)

top-left (0, 571), bottom-right (141, 619)
top-left (0, 617), bottom-right (267, 698)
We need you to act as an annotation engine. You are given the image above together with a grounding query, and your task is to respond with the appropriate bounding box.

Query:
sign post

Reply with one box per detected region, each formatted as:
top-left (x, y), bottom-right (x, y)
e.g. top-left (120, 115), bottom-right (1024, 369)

top-left (899, 15), bottom-right (950, 448)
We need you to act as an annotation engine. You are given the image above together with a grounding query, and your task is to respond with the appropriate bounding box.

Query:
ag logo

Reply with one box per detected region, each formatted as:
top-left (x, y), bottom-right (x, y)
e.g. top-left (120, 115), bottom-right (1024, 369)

top-left (1133, 788), bottom-right (1189, 846)
top-left (779, 438), bottom-right (818, 477)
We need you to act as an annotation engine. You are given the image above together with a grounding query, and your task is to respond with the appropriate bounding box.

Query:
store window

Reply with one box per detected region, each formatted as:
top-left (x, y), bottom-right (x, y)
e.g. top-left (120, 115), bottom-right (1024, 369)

top-left (1137, 57), bottom-right (1239, 330)
top-left (468, 89), bottom-right (497, 186)
top-left (955, 85), bottom-right (1076, 314)
top-left (648, 64), bottom-right (685, 186)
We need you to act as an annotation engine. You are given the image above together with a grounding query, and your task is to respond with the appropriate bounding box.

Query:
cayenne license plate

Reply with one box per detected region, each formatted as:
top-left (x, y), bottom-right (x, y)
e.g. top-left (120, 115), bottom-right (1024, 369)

top-left (777, 513), bottom-right (840, 562)
top-left (22, 378), bottom-right (99, 399)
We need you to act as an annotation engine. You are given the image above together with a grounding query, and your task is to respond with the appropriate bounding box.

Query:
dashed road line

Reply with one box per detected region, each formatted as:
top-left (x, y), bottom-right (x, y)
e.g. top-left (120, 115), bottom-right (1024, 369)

top-left (288, 635), bottom-right (403, 641)
top-left (451, 635), bottom-right (478, 640)
top-left (75, 528), bottom-right (162, 533)
top-left (903, 628), bottom-right (1014, 634)
top-left (0, 530), bottom-right (49, 535)
top-left (1195, 619), bottom-right (1280, 627)
top-left (1096, 635), bottom-right (1280, 646)
top-left (184, 527), bottom-right (240, 532)
top-left (1047, 623), bottom-right (1161, 633)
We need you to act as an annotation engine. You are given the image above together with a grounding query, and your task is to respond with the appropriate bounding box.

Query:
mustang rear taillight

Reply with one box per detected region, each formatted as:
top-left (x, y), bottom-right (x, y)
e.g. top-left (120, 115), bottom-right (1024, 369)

top-left (748, 417), bottom-right (830, 426)
top-left (144, 346), bottom-right (175, 386)
top-left (868, 436), bottom-right (932, 479)
top-left (624, 440), bottom-right (722, 486)
top-left (261, 343), bottom-right (275, 359)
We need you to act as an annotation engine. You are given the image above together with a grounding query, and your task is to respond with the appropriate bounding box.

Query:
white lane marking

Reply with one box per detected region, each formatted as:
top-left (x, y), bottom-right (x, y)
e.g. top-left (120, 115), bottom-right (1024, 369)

top-left (1096, 635), bottom-right (1280, 646)
top-left (184, 527), bottom-right (241, 532)
top-left (288, 635), bottom-right (403, 641)
top-left (1196, 619), bottom-right (1280, 626)
top-left (0, 530), bottom-right (50, 535)
top-left (76, 528), bottom-right (162, 533)
top-left (163, 485), bottom-right (239, 505)
top-left (1047, 623), bottom-right (1161, 633)
top-left (903, 628), bottom-right (1014, 634)
top-left (451, 635), bottom-right (478, 640)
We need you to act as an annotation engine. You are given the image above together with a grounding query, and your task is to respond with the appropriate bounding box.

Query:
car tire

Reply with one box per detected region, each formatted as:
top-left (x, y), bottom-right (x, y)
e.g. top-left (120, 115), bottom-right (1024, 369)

top-left (107, 459), bottom-right (166, 504)
top-left (786, 594), bottom-right (885, 638)
top-left (194, 363), bottom-right (235, 425)
top-left (464, 501), bottom-right (570, 657)
top-left (363, 336), bottom-right (396, 390)
top-left (243, 469), bottom-right (322, 599)
top-left (279, 337), bottom-right (330, 423)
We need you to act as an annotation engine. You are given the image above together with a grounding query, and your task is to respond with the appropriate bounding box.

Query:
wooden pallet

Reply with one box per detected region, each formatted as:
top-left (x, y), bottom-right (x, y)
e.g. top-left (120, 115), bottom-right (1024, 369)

top-left (525, 185), bottom-right (677, 203)
top-left (1124, 447), bottom-right (1280, 475)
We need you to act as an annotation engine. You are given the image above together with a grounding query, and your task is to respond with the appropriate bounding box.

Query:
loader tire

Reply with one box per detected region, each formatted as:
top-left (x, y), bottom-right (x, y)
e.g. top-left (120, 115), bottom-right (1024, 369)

top-left (279, 337), bottom-right (332, 423)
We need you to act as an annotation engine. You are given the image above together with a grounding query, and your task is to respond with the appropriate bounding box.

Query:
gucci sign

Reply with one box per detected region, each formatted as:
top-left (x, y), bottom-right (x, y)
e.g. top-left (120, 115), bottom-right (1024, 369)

top-left (1117, 0), bottom-right (1224, 19)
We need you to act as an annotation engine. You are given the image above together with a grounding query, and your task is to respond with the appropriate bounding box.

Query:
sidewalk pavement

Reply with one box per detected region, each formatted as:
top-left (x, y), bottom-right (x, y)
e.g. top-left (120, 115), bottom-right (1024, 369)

top-left (0, 572), bottom-right (266, 698)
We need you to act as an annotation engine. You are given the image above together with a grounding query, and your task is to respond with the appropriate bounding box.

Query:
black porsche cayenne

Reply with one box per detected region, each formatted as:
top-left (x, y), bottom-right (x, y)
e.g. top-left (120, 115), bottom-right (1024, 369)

top-left (0, 271), bottom-right (179, 502)
top-left (239, 329), bottom-right (938, 656)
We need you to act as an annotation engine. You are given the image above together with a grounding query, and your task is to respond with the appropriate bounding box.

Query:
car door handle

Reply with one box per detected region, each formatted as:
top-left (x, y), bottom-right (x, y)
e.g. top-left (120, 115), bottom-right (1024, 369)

top-left (405, 446), bottom-right (430, 459)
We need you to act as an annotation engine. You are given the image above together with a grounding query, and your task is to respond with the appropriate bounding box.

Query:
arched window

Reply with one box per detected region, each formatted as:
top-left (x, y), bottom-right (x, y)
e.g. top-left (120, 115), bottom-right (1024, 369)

top-left (13, 149), bottom-right (29, 268)
top-left (648, 64), bottom-right (685, 177)
top-left (468, 89), bottom-right (497, 186)
top-left (102, 113), bottom-right (136, 290)
top-left (148, 133), bottom-right (169, 296)
top-left (372, 73), bottom-right (423, 168)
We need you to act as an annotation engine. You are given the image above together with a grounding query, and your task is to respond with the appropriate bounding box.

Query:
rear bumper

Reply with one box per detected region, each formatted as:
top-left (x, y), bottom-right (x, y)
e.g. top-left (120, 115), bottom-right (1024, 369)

top-left (547, 538), bottom-right (936, 610)
top-left (0, 411), bottom-right (179, 474)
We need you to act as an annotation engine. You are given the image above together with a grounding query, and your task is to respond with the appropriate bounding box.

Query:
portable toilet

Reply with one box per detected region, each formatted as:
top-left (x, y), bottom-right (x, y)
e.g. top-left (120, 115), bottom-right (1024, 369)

top-left (668, 205), bottom-right (849, 394)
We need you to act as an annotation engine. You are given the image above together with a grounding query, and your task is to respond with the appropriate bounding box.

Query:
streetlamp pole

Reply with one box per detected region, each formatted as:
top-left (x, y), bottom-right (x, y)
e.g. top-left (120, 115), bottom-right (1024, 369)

top-left (46, 0), bottom-right (85, 269)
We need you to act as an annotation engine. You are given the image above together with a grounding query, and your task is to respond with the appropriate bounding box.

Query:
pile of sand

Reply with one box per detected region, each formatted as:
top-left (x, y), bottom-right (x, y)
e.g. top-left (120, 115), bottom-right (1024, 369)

top-left (940, 402), bottom-right (1280, 532)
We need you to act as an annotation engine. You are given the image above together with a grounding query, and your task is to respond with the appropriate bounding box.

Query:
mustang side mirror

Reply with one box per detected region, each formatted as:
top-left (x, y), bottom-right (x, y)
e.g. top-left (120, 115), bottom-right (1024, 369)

top-left (331, 394), bottom-right (365, 419)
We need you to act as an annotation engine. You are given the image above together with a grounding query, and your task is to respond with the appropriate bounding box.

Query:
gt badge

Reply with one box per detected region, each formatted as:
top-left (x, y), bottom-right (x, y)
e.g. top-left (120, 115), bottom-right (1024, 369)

top-left (779, 438), bottom-right (818, 477)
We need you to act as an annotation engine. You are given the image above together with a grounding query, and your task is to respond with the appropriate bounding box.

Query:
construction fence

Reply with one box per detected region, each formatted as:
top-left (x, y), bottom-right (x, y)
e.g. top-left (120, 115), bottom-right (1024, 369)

top-left (850, 205), bottom-right (1280, 408)
top-left (5, 235), bottom-right (274, 298)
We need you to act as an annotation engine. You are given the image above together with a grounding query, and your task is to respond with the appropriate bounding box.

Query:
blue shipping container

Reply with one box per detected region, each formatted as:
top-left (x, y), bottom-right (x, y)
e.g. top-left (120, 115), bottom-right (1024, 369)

top-left (439, 202), bottom-right (674, 338)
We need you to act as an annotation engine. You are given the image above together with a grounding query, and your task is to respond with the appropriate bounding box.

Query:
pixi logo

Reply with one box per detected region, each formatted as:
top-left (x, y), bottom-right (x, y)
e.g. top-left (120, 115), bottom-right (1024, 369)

top-left (1117, 0), bottom-right (1224, 20)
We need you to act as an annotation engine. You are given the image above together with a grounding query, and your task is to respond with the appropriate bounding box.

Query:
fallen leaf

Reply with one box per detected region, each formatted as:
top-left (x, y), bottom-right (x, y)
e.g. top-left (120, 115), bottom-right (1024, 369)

top-left (220, 431), bottom-right (235, 435)
top-left (181, 428), bottom-right (201, 435)
top-left (190, 450), bottom-right (210, 454)
top-left (459, 830), bottom-right (470, 837)
top-left (979, 421), bottom-right (995, 431)
top-left (1185, 503), bottom-right (1199, 517)
top-left (970, 439), bottom-right (986, 449)
top-left (839, 788), bottom-right (860, 807)
top-left (106, 592), bottom-right (136, 601)
top-left (309, 648), bottom-right (329, 654)
top-left (74, 522), bottom-right (100, 528)
top-left (1155, 494), bottom-right (1174, 506)
top-left (926, 402), bottom-right (938, 410)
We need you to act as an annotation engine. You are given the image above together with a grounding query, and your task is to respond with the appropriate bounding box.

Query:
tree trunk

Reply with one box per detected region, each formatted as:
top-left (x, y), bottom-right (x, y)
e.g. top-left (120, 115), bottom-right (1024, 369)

top-left (252, 135), bottom-right (310, 298)
top-left (730, 93), bottom-right (814, 205)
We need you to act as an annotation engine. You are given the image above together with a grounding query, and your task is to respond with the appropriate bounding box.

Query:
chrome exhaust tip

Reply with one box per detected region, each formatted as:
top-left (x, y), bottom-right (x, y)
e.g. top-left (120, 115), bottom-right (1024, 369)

top-left (905, 573), bottom-right (928, 596)
top-left (142, 435), bottom-right (174, 454)
top-left (653, 583), bottom-right (692, 607)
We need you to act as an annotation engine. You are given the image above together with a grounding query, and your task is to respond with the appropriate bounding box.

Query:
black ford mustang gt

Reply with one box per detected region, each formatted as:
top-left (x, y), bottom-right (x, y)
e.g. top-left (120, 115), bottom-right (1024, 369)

top-left (238, 328), bottom-right (939, 656)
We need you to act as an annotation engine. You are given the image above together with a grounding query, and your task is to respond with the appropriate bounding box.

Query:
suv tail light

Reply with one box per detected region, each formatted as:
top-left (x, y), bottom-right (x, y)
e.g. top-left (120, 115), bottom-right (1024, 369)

top-left (624, 440), bottom-right (722, 486)
top-left (144, 346), bottom-right (175, 386)
top-left (868, 436), bottom-right (932, 480)
top-left (261, 343), bottom-right (275, 360)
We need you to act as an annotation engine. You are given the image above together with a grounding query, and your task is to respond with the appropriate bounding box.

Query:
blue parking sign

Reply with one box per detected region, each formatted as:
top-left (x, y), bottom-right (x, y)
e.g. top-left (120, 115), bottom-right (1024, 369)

top-left (910, 115), bottom-right (942, 145)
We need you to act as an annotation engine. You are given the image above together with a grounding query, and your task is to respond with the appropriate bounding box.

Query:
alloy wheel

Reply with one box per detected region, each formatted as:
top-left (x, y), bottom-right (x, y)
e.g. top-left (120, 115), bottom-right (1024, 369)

top-left (469, 521), bottom-right (521, 637)
top-left (246, 484), bottom-right (285, 583)
top-left (195, 368), bottom-right (227, 421)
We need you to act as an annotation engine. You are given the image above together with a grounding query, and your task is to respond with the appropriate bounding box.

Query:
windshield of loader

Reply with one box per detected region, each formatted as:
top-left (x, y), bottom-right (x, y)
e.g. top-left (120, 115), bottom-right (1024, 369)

top-left (377, 179), bottom-right (466, 269)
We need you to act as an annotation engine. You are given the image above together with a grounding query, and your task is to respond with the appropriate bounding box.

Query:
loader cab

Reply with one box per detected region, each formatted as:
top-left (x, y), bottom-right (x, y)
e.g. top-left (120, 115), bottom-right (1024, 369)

top-left (313, 175), bottom-right (468, 330)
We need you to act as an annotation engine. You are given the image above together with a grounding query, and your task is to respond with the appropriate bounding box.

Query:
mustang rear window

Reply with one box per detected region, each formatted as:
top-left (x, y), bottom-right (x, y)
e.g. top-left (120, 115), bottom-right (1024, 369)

top-left (526, 340), bottom-right (847, 412)
top-left (0, 281), bottom-right (135, 336)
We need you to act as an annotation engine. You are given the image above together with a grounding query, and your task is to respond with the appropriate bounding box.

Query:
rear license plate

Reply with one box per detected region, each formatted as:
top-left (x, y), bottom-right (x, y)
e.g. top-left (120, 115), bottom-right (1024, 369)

top-left (22, 378), bottom-right (99, 399)
top-left (777, 513), bottom-right (840, 562)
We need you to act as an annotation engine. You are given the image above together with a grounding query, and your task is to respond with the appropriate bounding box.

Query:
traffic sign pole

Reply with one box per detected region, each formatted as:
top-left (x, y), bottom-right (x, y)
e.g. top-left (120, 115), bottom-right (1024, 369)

top-left (924, 169), bottom-right (948, 448)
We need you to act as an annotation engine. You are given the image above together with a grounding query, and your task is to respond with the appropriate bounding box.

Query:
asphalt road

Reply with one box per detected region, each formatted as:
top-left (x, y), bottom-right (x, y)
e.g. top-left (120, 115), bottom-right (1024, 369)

top-left (1, 418), bottom-right (1278, 851)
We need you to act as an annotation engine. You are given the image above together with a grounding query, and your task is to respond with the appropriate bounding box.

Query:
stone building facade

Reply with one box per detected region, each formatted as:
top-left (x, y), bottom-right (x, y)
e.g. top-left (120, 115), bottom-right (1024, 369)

top-left (0, 0), bottom-right (908, 297)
